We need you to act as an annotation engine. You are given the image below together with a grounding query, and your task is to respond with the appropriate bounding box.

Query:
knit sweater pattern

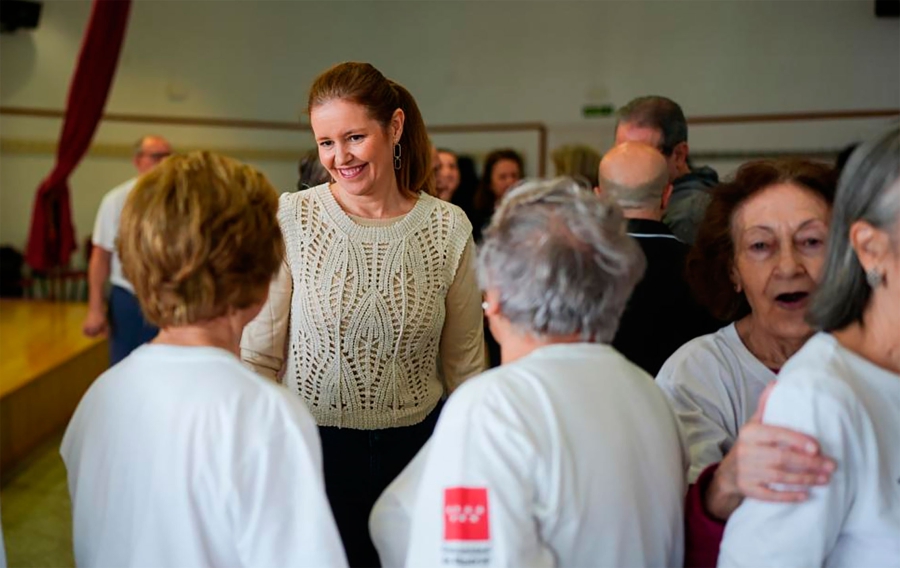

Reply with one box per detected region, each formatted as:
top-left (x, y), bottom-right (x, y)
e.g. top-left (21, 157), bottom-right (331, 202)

top-left (280, 184), bottom-right (472, 429)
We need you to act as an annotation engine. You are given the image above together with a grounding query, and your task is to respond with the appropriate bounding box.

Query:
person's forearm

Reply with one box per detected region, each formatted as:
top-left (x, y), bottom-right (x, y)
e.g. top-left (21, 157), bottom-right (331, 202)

top-left (87, 250), bottom-right (111, 313)
top-left (703, 451), bottom-right (743, 521)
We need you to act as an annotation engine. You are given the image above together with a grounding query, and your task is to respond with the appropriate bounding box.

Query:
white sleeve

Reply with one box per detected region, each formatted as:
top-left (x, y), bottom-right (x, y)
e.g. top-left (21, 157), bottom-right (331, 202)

top-left (404, 382), bottom-right (554, 568)
top-left (657, 354), bottom-right (739, 482)
top-left (233, 403), bottom-right (347, 568)
top-left (718, 379), bottom-right (857, 568)
top-left (370, 440), bottom-right (432, 568)
top-left (92, 190), bottom-right (119, 252)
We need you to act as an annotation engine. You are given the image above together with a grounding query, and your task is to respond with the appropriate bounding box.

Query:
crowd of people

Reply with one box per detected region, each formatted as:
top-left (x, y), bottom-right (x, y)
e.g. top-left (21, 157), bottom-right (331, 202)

top-left (67, 60), bottom-right (900, 568)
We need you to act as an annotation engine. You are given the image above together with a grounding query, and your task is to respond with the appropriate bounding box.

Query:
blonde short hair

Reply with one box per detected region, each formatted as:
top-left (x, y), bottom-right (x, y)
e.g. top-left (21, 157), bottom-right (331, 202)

top-left (119, 151), bottom-right (284, 327)
top-left (551, 144), bottom-right (602, 188)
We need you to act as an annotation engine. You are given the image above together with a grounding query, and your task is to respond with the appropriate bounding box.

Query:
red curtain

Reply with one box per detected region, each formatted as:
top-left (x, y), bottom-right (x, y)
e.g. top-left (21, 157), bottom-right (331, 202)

top-left (25, 0), bottom-right (132, 272)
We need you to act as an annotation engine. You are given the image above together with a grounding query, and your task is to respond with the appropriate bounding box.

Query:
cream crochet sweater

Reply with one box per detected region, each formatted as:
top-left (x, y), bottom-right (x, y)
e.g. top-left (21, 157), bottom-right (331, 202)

top-left (241, 184), bottom-right (485, 429)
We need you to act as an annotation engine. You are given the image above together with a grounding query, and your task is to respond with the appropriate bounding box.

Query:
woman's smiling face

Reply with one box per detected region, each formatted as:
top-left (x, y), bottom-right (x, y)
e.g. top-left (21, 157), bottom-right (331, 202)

top-left (311, 98), bottom-right (403, 198)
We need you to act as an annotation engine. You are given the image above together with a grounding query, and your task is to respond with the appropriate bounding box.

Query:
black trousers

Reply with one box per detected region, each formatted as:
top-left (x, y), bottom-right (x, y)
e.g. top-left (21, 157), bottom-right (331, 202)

top-left (319, 402), bottom-right (442, 568)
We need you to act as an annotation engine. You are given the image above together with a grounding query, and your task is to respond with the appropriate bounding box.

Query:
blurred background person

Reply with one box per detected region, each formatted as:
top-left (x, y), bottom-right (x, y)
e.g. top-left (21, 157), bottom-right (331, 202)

top-left (82, 135), bottom-right (171, 365)
top-left (450, 152), bottom-right (480, 223)
top-left (720, 127), bottom-right (900, 567)
top-left (435, 147), bottom-right (461, 202)
top-left (297, 148), bottom-right (331, 190)
top-left (471, 148), bottom-right (524, 242)
top-left (615, 95), bottom-right (719, 244)
top-left (552, 143), bottom-right (602, 189)
top-left (63, 151), bottom-right (347, 567)
top-left (598, 142), bottom-right (720, 375)
top-left (241, 62), bottom-right (484, 567)
top-left (471, 148), bottom-right (525, 368)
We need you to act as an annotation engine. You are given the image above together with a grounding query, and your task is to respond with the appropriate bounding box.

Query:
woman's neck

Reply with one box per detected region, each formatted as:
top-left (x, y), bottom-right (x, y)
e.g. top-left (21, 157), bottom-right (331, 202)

top-left (153, 318), bottom-right (243, 356)
top-left (331, 181), bottom-right (416, 219)
top-left (735, 315), bottom-right (810, 369)
top-left (832, 306), bottom-right (900, 376)
top-left (500, 331), bottom-right (586, 365)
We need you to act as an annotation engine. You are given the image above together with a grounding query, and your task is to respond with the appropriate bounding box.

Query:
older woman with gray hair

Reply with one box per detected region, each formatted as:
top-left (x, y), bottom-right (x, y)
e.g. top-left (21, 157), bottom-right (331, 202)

top-left (719, 127), bottom-right (900, 567)
top-left (376, 178), bottom-right (688, 567)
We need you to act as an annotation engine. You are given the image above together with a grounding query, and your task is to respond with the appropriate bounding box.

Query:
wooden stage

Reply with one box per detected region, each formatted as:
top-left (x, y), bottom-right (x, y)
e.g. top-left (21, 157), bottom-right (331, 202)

top-left (0, 300), bottom-right (108, 479)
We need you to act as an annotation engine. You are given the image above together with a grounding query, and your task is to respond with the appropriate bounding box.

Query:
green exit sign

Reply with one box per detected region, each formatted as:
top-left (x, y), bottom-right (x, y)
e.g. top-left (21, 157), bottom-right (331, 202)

top-left (582, 104), bottom-right (615, 118)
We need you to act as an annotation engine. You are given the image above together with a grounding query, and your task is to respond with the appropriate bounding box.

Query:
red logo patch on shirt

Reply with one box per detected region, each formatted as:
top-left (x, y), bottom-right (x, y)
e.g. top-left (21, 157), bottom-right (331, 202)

top-left (443, 487), bottom-right (490, 541)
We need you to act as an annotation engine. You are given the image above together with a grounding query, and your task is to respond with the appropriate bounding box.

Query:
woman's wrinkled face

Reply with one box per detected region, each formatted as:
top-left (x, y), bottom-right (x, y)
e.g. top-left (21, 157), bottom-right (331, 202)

top-left (490, 159), bottom-right (522, 199)
top-left (731, 183), bottom-right (831, 341)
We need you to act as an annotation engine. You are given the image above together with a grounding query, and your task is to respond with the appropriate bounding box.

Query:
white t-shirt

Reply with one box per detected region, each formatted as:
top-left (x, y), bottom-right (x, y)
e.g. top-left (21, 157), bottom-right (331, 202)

top-left (61, 344), bottom-right (347, 568)
top-left (370, 439), bottom-right (432, 568)
top-left (92, 178), bottom-right (137, 292)
top-left (656, 323), bottom-right (776, 482)
top-left (403, 343), bottom-right (687, 568)
top-left (719, 333), bottom-right (900, 568)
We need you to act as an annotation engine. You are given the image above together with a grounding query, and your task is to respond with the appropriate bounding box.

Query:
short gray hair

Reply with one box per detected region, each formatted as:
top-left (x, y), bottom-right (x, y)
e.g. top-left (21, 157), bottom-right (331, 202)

top-left (477, 177), bottom-right (646, 343)
top-left (808, 126), bottom-right (900, 331)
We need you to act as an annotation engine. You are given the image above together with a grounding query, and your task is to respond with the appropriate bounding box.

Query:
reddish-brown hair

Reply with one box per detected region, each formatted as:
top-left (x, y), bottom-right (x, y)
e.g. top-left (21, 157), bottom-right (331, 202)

top-left (307, 62), bottom-right (435, 199)
top-left (687, 159), bottom-right (837, 321)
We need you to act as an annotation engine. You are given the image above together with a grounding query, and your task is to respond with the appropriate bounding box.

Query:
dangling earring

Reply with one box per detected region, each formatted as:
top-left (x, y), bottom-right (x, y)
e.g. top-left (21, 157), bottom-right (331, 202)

top-left (866, 268), bottom-right (885, 288)
top-left (393, 142), bottom-right (401, 170)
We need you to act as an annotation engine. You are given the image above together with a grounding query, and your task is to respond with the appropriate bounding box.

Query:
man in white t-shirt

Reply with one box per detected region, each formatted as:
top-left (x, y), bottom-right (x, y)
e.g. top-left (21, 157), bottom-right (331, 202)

top-left (385, 178), bottom-right (687, 567)
top-left (82, 135), bottom-right (171, 365)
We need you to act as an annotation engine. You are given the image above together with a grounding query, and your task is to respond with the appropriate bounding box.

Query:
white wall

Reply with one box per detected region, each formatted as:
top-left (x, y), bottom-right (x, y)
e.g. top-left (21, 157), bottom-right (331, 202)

top-left (2, 0), bottom-right (898, 256)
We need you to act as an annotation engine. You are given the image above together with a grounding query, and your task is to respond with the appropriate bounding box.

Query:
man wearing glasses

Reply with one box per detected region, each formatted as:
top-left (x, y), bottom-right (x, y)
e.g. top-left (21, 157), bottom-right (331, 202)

top-left (82, 135), bottom-right (172, 365)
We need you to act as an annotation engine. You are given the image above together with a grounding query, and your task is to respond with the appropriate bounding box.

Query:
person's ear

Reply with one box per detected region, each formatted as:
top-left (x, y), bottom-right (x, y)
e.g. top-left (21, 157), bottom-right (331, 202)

top-left (849, 220), bottom-right (890, 282)
top-left (730, 263), bottom-right (743, 294)
top-left (673, 142), bottom-right (689, 168)
top-left (390, 108), bottom-right (405, 144)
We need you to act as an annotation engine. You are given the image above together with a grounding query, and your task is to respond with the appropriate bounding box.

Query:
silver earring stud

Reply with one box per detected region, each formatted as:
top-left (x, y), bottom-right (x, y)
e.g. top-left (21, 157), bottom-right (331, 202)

top-left (481, 301), bottom-right (489, 311)
top-left (866, 268), bottom-right (885, 288)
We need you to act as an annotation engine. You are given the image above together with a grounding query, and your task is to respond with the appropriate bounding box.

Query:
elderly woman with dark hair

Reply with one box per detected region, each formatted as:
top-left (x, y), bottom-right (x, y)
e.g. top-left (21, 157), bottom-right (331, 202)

top-left (719, 128), bottom-right (900, 566)
top-left (655, 159), bottom-right (839, 566)
top-left (381, 178), bottom-right (688, 567)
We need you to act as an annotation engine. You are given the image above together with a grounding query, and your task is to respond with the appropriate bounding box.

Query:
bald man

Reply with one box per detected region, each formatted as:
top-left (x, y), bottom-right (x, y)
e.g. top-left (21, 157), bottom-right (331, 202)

top-left (83, 135), bottom-right (172, 365)
top-left (598, 142), bottom-right (719, 375)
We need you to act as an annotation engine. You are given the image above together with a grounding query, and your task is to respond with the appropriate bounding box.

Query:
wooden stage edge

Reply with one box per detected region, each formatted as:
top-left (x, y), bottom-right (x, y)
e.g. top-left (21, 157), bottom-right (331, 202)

top-left (0, 301), bottom-right (109, 482)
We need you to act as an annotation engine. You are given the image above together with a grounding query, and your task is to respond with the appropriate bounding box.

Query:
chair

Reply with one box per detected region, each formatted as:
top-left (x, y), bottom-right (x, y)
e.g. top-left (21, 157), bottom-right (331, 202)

top-left (19, 236), bottom-right (91, 302)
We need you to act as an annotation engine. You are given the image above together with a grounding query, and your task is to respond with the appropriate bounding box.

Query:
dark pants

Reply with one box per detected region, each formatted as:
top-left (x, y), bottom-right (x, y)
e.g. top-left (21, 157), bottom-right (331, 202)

top-left (108, 285), bottom-right (158, 366)
top-left (319, 401), bottom-right (443, 568)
